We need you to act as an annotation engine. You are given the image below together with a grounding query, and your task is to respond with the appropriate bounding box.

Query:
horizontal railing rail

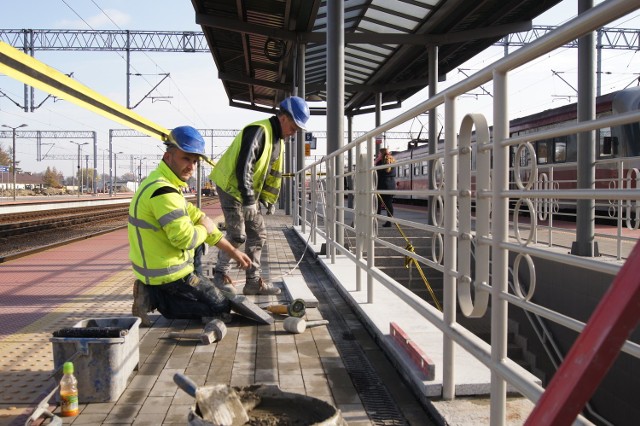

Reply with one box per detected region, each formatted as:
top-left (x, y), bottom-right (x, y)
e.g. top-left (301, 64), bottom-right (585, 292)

top-left (293, 1), bottom-right (639, 425)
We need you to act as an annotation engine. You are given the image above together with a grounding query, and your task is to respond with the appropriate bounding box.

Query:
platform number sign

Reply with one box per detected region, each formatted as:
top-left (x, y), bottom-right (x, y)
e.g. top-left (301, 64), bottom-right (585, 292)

top-left (304, 132), bottom-right (316, 156)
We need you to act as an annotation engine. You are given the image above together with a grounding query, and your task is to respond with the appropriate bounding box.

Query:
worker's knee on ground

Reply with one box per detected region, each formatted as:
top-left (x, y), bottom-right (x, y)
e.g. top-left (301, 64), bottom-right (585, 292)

top-left (230, 234), bottom-right (246, 245)
top-left (203, 283), bottom-right (230, 311)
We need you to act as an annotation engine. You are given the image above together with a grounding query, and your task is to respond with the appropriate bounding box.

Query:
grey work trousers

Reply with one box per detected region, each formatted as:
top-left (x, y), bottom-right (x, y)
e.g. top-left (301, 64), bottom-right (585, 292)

top-left (214, 188), bottom-right (266, 281)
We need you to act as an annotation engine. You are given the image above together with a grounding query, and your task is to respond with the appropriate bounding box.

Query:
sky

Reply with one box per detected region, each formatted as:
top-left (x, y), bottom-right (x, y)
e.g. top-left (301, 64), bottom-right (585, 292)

top-left (0, 0), bottom-right (639, 178)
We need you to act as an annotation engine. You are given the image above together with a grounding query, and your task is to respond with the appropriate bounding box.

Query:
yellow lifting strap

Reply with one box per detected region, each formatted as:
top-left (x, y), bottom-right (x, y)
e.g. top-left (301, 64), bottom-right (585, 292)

top-left (377, 193), bottom-right (442, 311)
top-left (0, 41), bottom-right (169, 141)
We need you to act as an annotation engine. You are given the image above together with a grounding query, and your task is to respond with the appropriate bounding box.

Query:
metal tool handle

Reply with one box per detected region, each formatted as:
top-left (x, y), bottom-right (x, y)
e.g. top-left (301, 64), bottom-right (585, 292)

top-left (25, 384), bottom-right (63, 426)
top-left (306, 320), bottom-right (330, 328)
top-left (173, 372), bottom-right (197, 398)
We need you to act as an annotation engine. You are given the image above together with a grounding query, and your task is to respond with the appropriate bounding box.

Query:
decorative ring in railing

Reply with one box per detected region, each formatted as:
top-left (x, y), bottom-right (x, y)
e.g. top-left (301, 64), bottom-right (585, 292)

top-left (513, 141), bottom-right (538, 190)
top-left (624, 167), bottom-right (640, 230)
top-left (513, 198), bottom-right (536, 246)
top-left (372, 169), bottom-right (379, 230)
top-left (536, 172), bottom-right (551, 221)
top-left (431, 232), bottom-right (444, 265)
top-left (430, 195), bottom-right (444, 227)
top-left (607, 178), bottom-right (618, 219)
top-left (457, 113), bottom-right (490, 318)
top-left (552, 180), bottom-right (560, 214)
top-left (432, 158), bottom-right (444, 190)
top-left (512, 253), bottom-right (536, 301)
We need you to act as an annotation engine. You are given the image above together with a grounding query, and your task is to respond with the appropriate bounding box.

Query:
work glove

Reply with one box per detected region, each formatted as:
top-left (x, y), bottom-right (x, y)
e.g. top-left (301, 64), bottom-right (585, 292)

top-left (243, 204), bottom-right (258, 222)
top-left (260, 200), bottom-right (276, 215)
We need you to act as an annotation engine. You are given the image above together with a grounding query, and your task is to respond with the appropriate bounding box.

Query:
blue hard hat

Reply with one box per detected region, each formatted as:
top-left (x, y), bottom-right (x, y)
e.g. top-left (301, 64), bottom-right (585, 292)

top-left (167, 126), bottom-right (207, 158)
top-left (279, 96), bottom-right (310, 130)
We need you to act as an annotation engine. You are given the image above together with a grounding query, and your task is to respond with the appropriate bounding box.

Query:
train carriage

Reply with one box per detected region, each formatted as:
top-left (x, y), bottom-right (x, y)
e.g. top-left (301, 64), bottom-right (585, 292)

top-left (391, 87), bottom-right (640, 213)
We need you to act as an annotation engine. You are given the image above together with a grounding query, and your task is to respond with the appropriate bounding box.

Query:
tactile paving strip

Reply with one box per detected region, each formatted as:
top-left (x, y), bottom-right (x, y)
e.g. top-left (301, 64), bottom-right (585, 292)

top-left (0, 270), bottom-right (133, 422)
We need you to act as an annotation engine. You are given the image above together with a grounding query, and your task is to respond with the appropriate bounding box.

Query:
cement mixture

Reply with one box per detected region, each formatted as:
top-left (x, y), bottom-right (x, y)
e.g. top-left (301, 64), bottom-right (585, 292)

top-left (190, 385), bottom-right (344, 426)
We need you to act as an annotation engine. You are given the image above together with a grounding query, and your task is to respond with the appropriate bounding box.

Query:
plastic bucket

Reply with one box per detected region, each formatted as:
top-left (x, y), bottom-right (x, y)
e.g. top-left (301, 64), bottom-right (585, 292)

top-left (50, 317), bottom-right (141, 402)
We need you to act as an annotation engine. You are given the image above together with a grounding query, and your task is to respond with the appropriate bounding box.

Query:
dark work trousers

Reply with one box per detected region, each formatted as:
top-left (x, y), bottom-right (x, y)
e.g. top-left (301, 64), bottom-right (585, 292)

top-left (377, 176), bottom-right (396, 218)
top-left (193, 243), bottom-right (206, 275)
top-left (148, 273), bottom-right (230, 320)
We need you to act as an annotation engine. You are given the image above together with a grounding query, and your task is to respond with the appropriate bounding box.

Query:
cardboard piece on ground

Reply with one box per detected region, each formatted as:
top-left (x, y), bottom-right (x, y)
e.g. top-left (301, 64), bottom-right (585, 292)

top-left (282, 276), bottom-right (318, 308)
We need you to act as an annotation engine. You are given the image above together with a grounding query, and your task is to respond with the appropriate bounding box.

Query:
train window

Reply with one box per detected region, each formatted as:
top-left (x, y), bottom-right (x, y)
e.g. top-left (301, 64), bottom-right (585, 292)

top-left (403, 164), bottom-right (410, 177)
top-left (617, 121), bottom-right (640, 156)
top-left (554, 141), bottom-right (567, 163)
top-left (421, 161), bottom-right (428, 175)
top-left (601, 136), bottom-right (614, 157)
top-left (414, 165), bottom-right (420, 176)
top-left (537, 141), bottom-right (549, 164)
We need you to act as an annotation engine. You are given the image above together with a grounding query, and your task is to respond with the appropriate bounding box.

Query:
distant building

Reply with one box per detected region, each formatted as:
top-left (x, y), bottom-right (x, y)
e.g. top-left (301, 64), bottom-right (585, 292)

top-left (0, 172), bottom-right (45, 190)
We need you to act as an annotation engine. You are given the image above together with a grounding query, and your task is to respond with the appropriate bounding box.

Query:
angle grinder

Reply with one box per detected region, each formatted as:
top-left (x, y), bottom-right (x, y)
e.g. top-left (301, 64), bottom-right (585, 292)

top-left (265, 298), bottom-right (306, 317)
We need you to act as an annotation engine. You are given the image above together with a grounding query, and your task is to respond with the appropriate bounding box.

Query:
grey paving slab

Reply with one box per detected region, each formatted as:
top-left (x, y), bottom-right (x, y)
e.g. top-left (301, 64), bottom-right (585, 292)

top-left (27, 208), bottom-right (440, 426)
top-left (293, 224), bottom-right (538, 424)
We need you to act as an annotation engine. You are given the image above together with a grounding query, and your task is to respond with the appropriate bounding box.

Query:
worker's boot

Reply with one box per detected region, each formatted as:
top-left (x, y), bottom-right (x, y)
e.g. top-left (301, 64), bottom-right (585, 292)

top-left (132, 280), bottom-right (154, 327)
top-left (213, 272), bottom-right (237, 296)
top-left (243, 277), bottom-right (281, 295)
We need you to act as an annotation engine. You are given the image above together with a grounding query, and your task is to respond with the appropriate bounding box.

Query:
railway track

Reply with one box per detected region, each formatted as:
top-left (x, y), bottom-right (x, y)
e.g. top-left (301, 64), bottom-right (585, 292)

top-left (0, 197), bottom-right (219, 262)
top-left (0, 206), bottom-right (130, 238)
top-left (0, 205), bottom-right (129, 262)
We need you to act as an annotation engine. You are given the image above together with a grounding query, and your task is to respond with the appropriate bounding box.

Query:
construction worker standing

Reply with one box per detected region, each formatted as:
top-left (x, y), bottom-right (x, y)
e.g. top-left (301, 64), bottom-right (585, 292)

top-left (129, 126), bottom-right (252, 326)
top-left (210, 96), bottom-right (310, 295)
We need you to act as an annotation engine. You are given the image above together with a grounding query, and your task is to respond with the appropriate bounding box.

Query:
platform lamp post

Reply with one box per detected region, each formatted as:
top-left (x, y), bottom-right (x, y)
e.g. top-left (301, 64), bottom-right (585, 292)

top-left (113, 151), bottom-right (123, 195)
top-left (137, 157), bottom-right (146, 189)
top-left (2, 124), bottom-right (27, 201)
top-left (70, 141), bottom-right (88, 198)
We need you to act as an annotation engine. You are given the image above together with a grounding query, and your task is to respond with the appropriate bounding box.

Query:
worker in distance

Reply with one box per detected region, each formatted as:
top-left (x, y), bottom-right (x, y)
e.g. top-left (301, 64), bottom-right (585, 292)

top-left (209, 96), bottom-right (310, 296)
top-left (128, 125), bottom-right (251, 326)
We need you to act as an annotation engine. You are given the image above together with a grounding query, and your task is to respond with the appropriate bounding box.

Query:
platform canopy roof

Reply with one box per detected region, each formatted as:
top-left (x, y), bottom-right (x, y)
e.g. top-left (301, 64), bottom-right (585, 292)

top-left (190, 0), bottom-right (562, 116)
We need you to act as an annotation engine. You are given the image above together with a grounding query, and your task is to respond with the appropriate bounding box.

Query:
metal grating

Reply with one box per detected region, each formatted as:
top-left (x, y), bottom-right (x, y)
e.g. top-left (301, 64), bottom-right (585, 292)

top-left (283, 229), bottom-right (415, 425)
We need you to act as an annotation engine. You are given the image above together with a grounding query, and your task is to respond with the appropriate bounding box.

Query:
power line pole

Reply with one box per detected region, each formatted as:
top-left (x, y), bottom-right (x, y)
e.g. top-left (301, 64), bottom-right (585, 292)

top-left (1, 123), bottom-right (27, 200)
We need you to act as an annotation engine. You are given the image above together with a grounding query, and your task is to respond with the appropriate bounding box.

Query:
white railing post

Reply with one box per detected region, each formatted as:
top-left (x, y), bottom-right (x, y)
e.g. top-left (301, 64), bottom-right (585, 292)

top-left (442, 94), bottom-right (457, 400)
top-left (491, 70), bottom-right (509, 425)
top-left (367, 136), bottom-right (376, 302)
top-left (327, 160), bottom-right (336, 262)
top-left (355, 150), bottom-right (366, 292)
top-left (300, 169), bottom-right (306, 234)
top-left (311, 165), bottom-right (317, 246)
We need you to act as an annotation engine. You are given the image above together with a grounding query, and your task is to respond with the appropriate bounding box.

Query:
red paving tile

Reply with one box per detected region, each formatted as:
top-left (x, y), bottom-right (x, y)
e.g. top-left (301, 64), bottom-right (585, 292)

top-left (0, 200), bottom-right (223, 340)
top-left (0, 229), bottom-right (130, 339)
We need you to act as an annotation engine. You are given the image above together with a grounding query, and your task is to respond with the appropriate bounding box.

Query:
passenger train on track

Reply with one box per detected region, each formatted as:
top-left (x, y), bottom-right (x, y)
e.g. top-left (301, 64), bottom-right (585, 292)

top-left (392, 87), bottom-right (640, 210)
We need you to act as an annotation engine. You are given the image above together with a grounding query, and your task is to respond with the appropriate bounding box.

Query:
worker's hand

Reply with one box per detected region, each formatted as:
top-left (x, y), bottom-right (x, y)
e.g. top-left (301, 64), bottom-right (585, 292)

top-left (232, 250), bottom-right (252, 270)
top-left (198, 215), bottom-right (216, 234)
top-left (260, 200), bottom-right (276, 215)
top-left (243, 204), bottom-right (258, 222)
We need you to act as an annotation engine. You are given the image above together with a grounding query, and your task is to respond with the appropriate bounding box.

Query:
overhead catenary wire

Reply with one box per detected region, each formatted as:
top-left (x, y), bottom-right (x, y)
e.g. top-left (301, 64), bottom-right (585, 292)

top-left (63, 0), bottom-right (209, 128)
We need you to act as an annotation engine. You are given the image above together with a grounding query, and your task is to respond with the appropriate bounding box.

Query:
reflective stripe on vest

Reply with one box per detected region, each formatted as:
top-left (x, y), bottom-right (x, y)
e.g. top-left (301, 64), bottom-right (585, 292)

top-left (211, 118), bottom-right (283, 204)
top-left (129, 178), bottom-right (195, 283)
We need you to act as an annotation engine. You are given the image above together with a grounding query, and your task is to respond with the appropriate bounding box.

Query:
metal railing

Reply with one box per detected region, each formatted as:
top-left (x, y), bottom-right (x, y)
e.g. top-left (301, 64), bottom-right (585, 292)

top-left (293, 1), bottom-right (640, 424)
